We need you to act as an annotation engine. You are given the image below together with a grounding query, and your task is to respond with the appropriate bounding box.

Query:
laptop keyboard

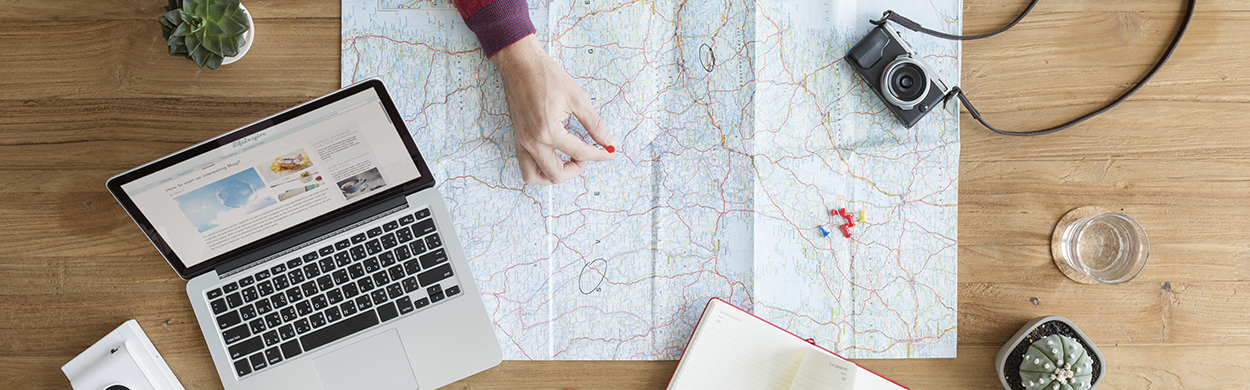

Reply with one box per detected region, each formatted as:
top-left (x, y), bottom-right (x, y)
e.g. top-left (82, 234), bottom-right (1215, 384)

top-left (203, 207), bottom-right (463, 378)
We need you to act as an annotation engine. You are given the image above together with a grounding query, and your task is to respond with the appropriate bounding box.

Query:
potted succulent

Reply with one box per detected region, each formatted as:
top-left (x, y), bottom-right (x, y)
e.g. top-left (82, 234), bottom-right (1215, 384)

top-left (996, 316), bottom-right (1105, 390)
top-left (159, 0), bottom-right (254, 69)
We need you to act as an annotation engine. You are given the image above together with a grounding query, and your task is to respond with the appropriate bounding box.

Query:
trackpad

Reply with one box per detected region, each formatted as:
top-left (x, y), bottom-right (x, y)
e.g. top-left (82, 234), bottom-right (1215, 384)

top-left (312, 329), bottom-right (419, 390)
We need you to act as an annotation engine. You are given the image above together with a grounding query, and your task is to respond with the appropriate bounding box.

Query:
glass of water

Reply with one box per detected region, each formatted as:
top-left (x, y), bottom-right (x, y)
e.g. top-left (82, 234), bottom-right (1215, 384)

top-left (1059, 212), bottom-right (1149, 284)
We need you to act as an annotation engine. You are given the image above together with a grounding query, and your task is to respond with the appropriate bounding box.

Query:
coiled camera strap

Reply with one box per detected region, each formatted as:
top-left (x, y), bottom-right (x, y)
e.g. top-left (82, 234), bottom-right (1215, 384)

top-left (871, 0), bottom-right (1196, 136)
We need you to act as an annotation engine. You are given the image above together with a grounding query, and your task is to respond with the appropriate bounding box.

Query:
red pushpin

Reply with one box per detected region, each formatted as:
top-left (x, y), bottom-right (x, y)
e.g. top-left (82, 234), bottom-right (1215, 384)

top-left (605, 145), bottom-right (615, 153)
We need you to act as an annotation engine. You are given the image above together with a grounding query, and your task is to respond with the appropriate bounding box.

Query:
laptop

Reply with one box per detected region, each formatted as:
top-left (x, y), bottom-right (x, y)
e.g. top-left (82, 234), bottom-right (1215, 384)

top-left (106, 79), bottom-right (502, 390)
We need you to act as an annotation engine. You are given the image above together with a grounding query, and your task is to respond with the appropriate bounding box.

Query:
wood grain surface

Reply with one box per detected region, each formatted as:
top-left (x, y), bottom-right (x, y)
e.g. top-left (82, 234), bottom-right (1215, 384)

top-left (3, 0), bottom-right (1248, 389)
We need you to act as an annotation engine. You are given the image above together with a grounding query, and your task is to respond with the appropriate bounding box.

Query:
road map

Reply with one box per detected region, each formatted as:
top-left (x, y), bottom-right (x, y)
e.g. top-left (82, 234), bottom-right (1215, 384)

top-left (343, 0), bottom-right (959, 359)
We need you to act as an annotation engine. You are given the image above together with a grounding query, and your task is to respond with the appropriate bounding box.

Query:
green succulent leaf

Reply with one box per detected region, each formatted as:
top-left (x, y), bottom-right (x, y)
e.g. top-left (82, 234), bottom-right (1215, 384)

top-left (219, 36), bottom-right (240, 57)
top-left (165, 0), bottom-right (180, 12)
top-left (190, 44), bottom-right (212, 67)
top-left (204, 54), bottom-right (224, 70)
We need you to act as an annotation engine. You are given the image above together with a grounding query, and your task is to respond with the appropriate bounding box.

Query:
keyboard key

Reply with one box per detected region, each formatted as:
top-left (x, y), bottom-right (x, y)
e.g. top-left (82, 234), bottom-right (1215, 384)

top-left (311, 294), bottom-right (329, 311)
top-left (355, 295), bottom-right (373, 311)
top-left (327, 289), bottom-right (344, 305)
top-left (303, 263), bottom-right (321, 278)
top-left (408, 239), bottom-right (426, 255)
top-left (257, 280), bottom-right (275, 297)
top-left (418, 264), bottom-right (454, 287)
top-left (403, 260), bottom-right (421, 276)
top-left (383, 221), bottom-right (399, 232)
top-left (399, 214), bottom-right (415, 225)
top-left (211, 298), bottom-right (228, 315)
top-left (255, 269), bottom-right (271, 280)
top-left (350, 246), bottom-right (367, 261)
top-left (425, 233), bottom-right (442, 249)
top-left (222, 282), bottom-right (239, 293)
top-left (239, 276), bottom-right (255, 287)
top-left (263, 330), bottom-right (280, 347)
top-left (377, 302), bottom-right (399, 322)
top-left (394, 245), bottom-right (412, 261)
top-left (415, 209), bottom-right (431, 220)
top-left (445, 285), bottom-right (461, 297)
top-left (379, 251), bottom-right (396, 267)
top-left (351, 233), bottom-right (368, 244)
top-left (301, 281), bottom-right (319, 297)
top-left (419, 249), bottom-right (448, 269)
top-left (242, 287), bottom-right (258, 303)
top-left (310, 313), bottom-right (327, 328)
top-left (397, 296), bottom-right (414, 314)
top-left (303, 252), bottom-right (319, 262)
top-left (319, 245), bottom-right (335, 257)
top-left (294, 319), bottom-right (311, 334)
top-left (365, 239), bottom-right (383, 255)
top-left (264, 312), bottom-right (281, 328)
top-left (226, 292), bottom-right (243, 309)
top-left (430, 291), bottom-right (445, 303)
top-left (234, 358), bottom-right (252, 377)
top-left (278, 324), bottom-right (296, 340)
top-left (372, 271), bottom-right (390, 286)
top-left (412, 219), bottom-right (436, 236)
top-left (319, 258), bottom-right (336, 273)
top-left (332, 269), bottom-right (349, 285)
top-left (270, 263), bottom-right (287, 275)
top-left (280, 306), bottom-right (297, 322)
top-left (402, 277), bottom-right (418, 293)
top-left (335, 239), bottom-right (352, 251)
top-left (348, 263), bottom-right (365, 279)
top-left (273, 274), bottom-right (290, 290)
top-left (286, 258), bottom-right (302, 269)
top-left (285, 287), bottom-right (303, 303)
top-left (288, 269), bottom-right (305, 284)
top-left (370, 289), bottom-right (389, 305)
top-left (413, 297), bottom-right (430, 309)
top-left (270, 293), bottom-right (288, 308)
top-left (228, 336), bottom-right (263, 360)
top-left (265, 347), bottom-right (283, 365)
top-left (387, 283), bottom-right (403, 299)
top-left (380, 233), bottom-right (398, 250)
top-left (249, 318), bottom-right (266, 334)
top-left (341, 283), bottom-right (359, 298)
top-left (296, 301), bottom-right (313, 316)
top-left (388, 265), bottom-right (405, 281)
top-left (223, 324), bottom-right (250, 345)
top-left (395, 226), bottom-right (414, 245)
top-left (357, 278), bottom-right (375, 292)
top-left (250, 353), bottom-right (267, 371)
top-left (240, 305), bottom-right (256, 321)
top-left (340, 301), bottom-right (358, 317)
top-left (207, 288), bottom-right (223, 299)
top-left (426, 284), bottom-right (442, 295)
top-left (334, 252), bottom-right (352, 267)
top-left (367, 227), bottom-right (384, 238)
top-left (281, 340), bottom-right (302, 359)
top-left (364, 258), bottom-right (381, 273)
top-left (254, 299), bottom-right (272, 314)
top-left (317, 275), bottom-right (335, 291)
top-left (300, 310), bottom-right (380, 352)
top-left (325, 306), bottom-right (342, 322)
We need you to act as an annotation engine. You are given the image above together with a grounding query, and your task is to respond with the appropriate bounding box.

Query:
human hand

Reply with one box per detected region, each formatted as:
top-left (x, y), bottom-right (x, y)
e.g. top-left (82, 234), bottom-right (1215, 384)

top-left (491, 35), bottom-right (617, 185)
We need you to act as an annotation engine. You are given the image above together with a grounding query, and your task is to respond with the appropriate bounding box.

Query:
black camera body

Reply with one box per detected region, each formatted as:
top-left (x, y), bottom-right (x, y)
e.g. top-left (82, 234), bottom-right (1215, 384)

top-left (845, 23), bottom-right (949, 128)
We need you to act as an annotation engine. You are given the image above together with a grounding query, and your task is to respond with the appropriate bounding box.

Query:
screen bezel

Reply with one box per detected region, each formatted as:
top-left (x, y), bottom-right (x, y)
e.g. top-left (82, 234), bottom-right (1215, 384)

top-left (106, 79), bottom-right (434, 280)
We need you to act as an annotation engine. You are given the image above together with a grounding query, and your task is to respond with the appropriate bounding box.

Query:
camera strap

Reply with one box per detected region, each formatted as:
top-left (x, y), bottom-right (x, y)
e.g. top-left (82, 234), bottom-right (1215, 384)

top-left (871, 0), bottom-right (1196, 136)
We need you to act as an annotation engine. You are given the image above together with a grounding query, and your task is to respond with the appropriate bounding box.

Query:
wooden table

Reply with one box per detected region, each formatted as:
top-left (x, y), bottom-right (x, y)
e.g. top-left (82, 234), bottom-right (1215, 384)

top-left (3, 0), bottom-right (1246, 388)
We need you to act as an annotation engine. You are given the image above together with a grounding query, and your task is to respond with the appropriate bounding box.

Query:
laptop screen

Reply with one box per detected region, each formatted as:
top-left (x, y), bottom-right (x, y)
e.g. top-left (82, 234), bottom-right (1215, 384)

top-left (108, 81), bottom-right (431, 278)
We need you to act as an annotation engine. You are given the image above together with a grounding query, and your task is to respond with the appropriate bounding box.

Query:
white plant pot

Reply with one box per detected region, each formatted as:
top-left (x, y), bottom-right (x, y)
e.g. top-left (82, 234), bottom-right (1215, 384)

top-left (220, 3), bottom-right (254, 66)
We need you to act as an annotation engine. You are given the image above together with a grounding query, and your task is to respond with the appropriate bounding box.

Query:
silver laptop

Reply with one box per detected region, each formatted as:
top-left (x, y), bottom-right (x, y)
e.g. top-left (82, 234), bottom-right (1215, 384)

top-left (107, 79), bottom-right (501, 390)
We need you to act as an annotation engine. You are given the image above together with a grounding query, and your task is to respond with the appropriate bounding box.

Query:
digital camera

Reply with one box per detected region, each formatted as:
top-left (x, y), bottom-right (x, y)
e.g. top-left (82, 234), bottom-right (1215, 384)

top-left (845, 23), bottom-right (950, 128)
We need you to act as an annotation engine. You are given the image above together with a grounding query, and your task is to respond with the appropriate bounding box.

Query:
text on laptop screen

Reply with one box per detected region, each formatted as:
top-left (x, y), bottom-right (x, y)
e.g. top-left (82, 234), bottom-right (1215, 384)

top-left (120, 89), bottom-right (421, 268)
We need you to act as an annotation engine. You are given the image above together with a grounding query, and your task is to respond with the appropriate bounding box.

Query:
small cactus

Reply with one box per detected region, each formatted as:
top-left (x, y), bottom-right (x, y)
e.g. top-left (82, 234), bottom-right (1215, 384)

top-left (1019, 335), bottom-right (1094, 390)
top-left (159, 0), bottom-right (249, 69)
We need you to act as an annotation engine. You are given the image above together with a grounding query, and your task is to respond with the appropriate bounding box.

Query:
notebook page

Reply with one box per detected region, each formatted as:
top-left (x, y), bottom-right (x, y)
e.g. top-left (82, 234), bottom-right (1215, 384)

top-left (786, 346), bottom-right (857, 390)
top-left (668, 300), bottom-right (811, 390)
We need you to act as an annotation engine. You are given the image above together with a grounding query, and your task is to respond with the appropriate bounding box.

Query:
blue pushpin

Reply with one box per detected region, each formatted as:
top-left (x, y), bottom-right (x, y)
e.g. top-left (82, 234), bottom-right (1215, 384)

top-left (816, 226), bottom-right (830, 237)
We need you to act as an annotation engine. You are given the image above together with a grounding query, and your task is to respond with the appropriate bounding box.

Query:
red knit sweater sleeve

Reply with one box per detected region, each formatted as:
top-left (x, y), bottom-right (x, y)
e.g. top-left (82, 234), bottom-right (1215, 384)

top-left (452, 0), bottom-right (536, 57)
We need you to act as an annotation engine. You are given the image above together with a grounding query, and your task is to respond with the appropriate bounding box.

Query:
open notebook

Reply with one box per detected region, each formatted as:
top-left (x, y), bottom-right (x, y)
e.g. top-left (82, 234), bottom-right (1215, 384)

top-left (667, 299), bottom-right (906, 390)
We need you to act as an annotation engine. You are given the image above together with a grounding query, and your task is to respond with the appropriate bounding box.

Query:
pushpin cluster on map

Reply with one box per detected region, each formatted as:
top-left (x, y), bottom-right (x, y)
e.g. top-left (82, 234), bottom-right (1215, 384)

top-left (816, 208), bottom-right (858, 238)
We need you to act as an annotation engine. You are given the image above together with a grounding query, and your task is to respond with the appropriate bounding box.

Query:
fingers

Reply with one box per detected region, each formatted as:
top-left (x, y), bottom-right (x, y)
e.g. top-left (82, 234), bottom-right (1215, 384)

top-left (551, 130), bottom-right (614, 162)
top-left (515, 146), bottom-right (552, 185)
top-left (517, 139), bottom-right (588, 185)
top-left (572, 97), bottom-right (618, 152)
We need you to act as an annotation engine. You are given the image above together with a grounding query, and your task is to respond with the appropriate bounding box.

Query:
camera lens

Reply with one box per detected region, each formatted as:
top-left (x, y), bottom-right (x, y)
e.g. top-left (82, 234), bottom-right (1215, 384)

top-left (880, 56), bottom-right (933, 110)
top-left (105, 386), bottom-right (130, 390)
